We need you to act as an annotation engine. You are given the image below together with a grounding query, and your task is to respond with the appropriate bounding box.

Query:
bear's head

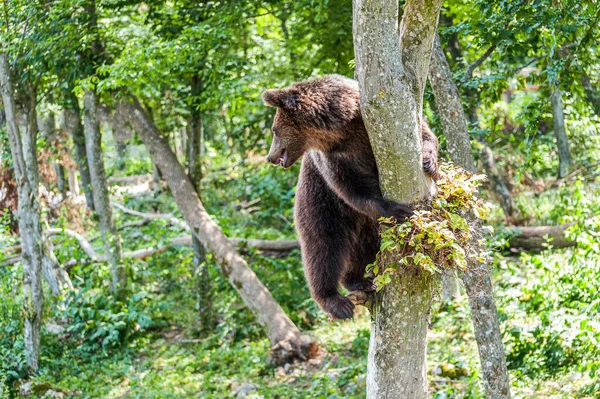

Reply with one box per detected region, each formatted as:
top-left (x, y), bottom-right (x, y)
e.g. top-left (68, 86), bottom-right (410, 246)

top-left (262, 75), bottom-right (361, 168)
top-left (261, 87), bottom-right (306, 168)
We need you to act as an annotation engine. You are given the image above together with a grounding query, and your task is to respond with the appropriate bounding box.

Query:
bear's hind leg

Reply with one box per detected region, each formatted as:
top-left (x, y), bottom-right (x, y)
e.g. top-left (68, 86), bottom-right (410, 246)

top-left (342, 220), bottom-right (379, 293)
top-left (300, 220), bottom-right (356, 320)
top-left (296, 158), bottom-right (357, 320)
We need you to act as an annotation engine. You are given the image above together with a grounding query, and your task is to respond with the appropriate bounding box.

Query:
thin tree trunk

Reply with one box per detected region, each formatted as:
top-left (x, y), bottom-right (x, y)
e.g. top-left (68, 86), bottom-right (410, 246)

top-left (480, 144), bottom-right (518, 221)
top-left (187, 75), bottom-right (214, 332)
top-left (428, 33), bottom-right (511, 399)
top-left (40, 112), bottom-right (68, 197)
top-left (27, 106), bottom-right (73, 295)
top-left (353, 0), bottom-right (441, 397)
top-left (83, 89), bottom-right (126, 300)
top-left (67, 166), bottom-right (80, 195)
top-left (63, 91), bottom-right (94, 209)
top-left (42, 240), bottom-right (73, 295)
top-left (153, 164), bottom-right (162, 186)
top-left (429, 35), bottom-right (475, 169)
top-left (462, 270), bottom-right (511, 398)
top-left (428, 34), bottom-right (470, 298)
top-left (0, 53), bottom-right (44, 372)
top-left (54, 163), bottom-right (68, 196)
top-left (119, 95), bottom-right (315, 364)
top-left (551, 89), bottom-right (571, 178)
top-left (581, 72), bottom-right (600, 117)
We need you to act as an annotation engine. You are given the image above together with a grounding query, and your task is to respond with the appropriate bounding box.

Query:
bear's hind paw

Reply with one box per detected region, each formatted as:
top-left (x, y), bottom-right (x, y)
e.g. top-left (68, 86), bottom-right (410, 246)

top-left (322, 295), bottom-right (355, 320)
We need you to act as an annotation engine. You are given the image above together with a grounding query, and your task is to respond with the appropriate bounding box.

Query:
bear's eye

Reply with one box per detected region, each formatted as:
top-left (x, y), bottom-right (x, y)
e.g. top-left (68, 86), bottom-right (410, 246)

top-left (272, 127), bottom-right (278, 136)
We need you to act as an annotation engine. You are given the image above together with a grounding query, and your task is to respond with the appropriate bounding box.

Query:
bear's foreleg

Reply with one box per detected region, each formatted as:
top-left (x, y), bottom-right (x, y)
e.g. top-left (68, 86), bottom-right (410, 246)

top-left (296, 206), bottom-right (356, 319)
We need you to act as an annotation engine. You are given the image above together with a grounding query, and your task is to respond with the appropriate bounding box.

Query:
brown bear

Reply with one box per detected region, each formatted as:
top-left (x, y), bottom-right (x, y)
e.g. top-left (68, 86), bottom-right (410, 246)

top-left (262, 75), bottom-right (439, 320)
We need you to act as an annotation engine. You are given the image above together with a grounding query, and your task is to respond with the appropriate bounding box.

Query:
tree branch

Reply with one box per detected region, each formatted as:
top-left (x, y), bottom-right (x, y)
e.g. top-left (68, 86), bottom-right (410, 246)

top-left (399, 0), bottom-right (444, 99)
top-left (461, 44), bottom-right (497, 84)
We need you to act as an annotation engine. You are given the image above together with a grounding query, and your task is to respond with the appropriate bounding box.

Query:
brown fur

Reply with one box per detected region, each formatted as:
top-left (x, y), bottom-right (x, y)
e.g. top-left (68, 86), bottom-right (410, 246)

top-left (263, 75), bottom-right (439, 319)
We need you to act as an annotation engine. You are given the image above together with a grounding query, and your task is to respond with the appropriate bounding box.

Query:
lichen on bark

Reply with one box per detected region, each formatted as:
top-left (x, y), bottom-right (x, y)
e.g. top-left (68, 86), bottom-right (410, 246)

top-left (352, 0), bottom-right (442, 397)
top-left (0, 52), bottom-right (45, 372)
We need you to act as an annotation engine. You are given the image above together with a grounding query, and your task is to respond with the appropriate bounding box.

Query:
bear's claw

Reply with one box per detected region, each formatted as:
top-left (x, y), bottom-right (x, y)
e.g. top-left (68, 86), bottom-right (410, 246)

top-left (423, 157), bottom-right (439, 180)
top-left (345, 281), bottom-right (376, 293)
top-left (322, 295), bottom-right (355, 320)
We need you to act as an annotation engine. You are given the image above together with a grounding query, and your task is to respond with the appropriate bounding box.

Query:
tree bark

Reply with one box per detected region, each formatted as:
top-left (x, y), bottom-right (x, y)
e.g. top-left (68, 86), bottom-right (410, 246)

top-left (580, 72), bottom-right (600, 117)
top-left (480, 144), bottom-right (519, 221)
top-left (0, 52), bottom-right (44, 372)
top-left (39, 112), bottom-right (68, 196)
top-left (83, 89), bottom-right (126, 300)
top-left (42, 240), bottom-right (73, 295)
top-left (187, 75), bottom-right (214, 332)
top-left (118, 95), bottom-right (315, 364)
top-left (67, 165), bottom-right (80, 195)
top-left (429, 34), bottom-right (471, 298)
top-left (462, 269), bottom-right (511, 398)
top-left (550, 89), bottom-right (571, 179)
top-left (429, 35), bottom-right (475, 169)
top-left (63, 91), bottom-right (94, 209)
top-left (427, 32), bottom-right (511, 399)
top-left (14, 97), bottom-right (72, 296)
top-left (353, 0), bottom-right (441, 397)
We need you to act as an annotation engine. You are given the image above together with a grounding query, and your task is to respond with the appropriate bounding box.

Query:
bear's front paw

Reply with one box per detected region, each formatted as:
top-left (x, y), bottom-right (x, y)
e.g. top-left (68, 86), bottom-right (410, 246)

top-left (388, 202), bottom-right (413, 222)
top-left (322, 295), bottom-right (355, 320)
top-left (423, 156), bottom-right (440, 180)
top-left (344, 281), bottom-right (376, 293)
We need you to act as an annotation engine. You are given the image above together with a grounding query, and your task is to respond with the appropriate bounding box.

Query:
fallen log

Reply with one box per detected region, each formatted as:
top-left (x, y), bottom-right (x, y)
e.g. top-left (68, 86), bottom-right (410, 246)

top-left (107, 174), bottom-right (153, 185)
top-left (110, 203), bottom-right (301, 251)
top-left (2, 219), bottom-right (579, 267)
top-left (507, 222), bottom-right (577, 249)
top-left (2, 231), bottom-right (300, 267)
top-left (172, 235), bottom-right (300, 251)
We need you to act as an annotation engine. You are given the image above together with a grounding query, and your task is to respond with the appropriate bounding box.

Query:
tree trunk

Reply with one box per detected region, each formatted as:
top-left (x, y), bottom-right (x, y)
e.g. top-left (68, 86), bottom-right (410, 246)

top-left (83, 89), bottom-right (126, 300)
top-left (429, 35), bottom-right (475, 169)
top-left (427, 33), bottom-right (511, 399)
top-left (40, 112), bottom-right (68, 197)
top-left (353, 0), bottom-right (441, 397)
top-left (462, 269), bottom-right (512, 398)
top-left (480, 144), bottom-right (519, 221)
top-left (187, 75), bottom-right (214, 333)
top-left (63, 91), bottom-right (94, 209)
top-left (53, 162), bottom-right (68, 196)
top-left (428, 34), bottom-right (472, 298)
top-left (118, 95), bottom-right (315, 364)
top-left (0, 53), bottom-right (44, 372)
top-left (24, 102), bottom-right (73, 296)
top-left (67, 166), bottom-right (80, 195)
top-left (581, 72), bottom-right (600, 117)
top-left (550, 89), bottom-right (571, 179)
top-left (42, 240), bottom-right (73, 295)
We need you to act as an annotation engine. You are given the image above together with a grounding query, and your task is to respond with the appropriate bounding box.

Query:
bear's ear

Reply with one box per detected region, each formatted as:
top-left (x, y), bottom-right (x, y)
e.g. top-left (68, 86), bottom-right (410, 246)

top-left (262, 88), bottom-right (301, 109)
